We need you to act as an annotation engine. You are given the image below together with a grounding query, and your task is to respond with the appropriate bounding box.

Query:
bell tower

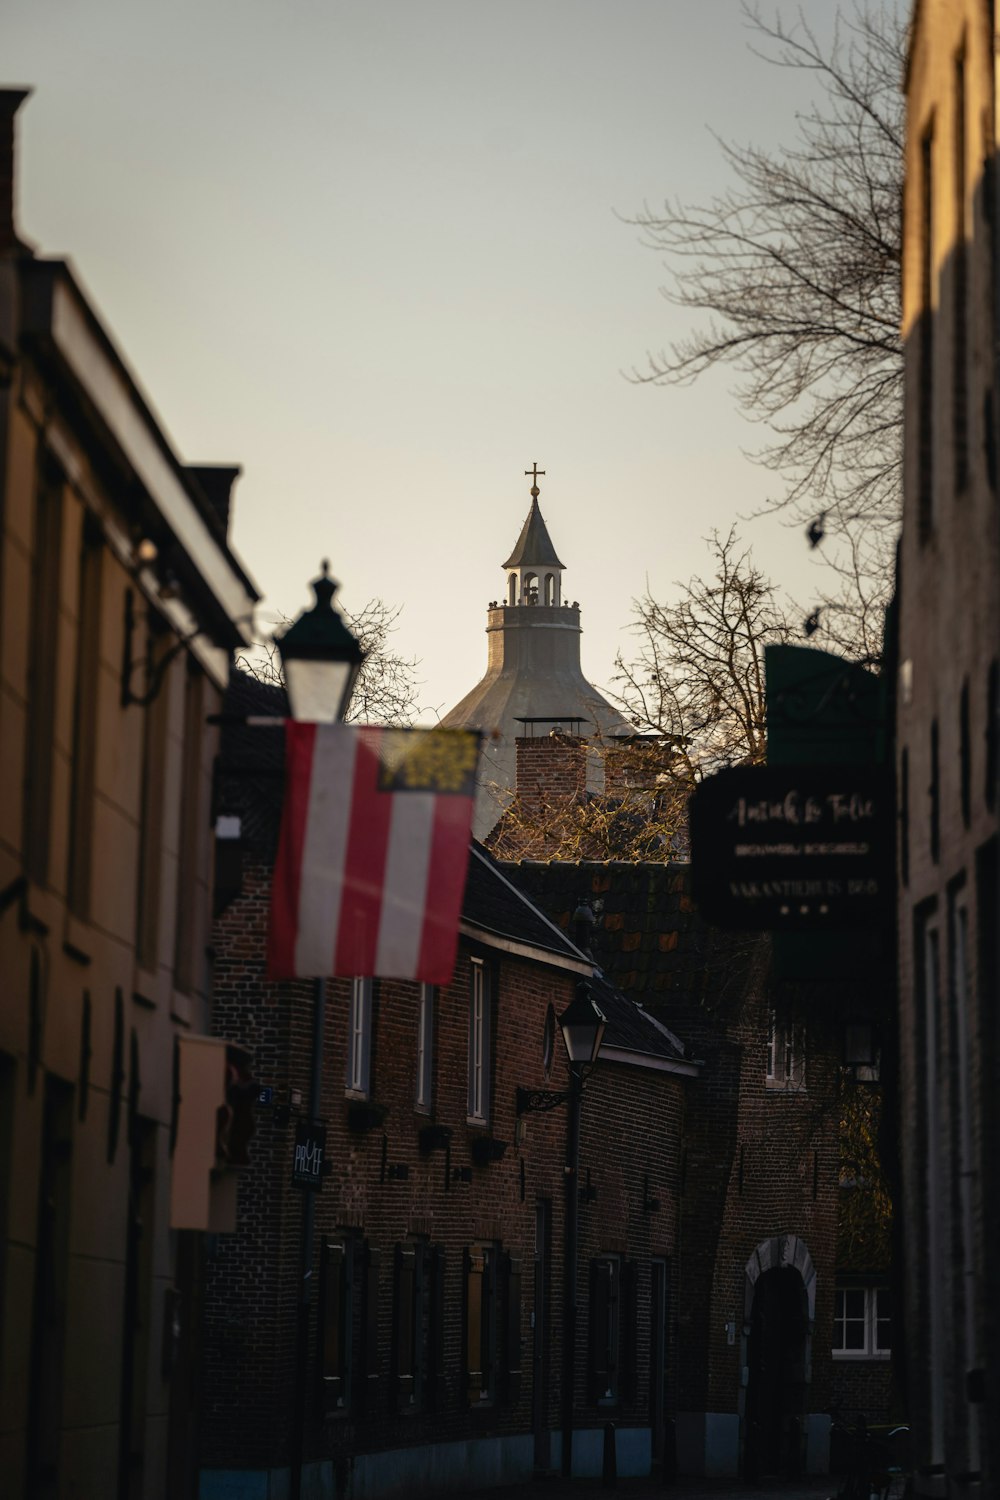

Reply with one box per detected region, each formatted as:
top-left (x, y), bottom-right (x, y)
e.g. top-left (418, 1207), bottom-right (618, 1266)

top-left (503, 464), bottom-right (564, 608)
top-left (441, 465), bottom-right (631, 838)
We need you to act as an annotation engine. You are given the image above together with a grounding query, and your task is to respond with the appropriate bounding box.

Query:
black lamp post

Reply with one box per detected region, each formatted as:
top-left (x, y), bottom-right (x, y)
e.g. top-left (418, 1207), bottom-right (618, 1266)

top-left (279, 564), bottom-right (364, 1500)
top-left (516, 981), bottom-right (605, 1479)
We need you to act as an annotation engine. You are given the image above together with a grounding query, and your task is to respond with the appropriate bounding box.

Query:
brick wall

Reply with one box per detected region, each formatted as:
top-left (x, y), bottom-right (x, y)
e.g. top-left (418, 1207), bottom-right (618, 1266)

top-left (202, 852), bottom-right (686, 1479)
top-left (506, 859), bottom-right (844, 1440)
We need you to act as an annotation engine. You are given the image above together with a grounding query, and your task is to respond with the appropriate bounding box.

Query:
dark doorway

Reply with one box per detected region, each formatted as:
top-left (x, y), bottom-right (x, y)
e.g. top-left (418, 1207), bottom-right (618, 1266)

top-left (532, 1198), bottom-right (552, 1471)
top-left (26, 1075), bottom-right (74, 1500)
top-left (743, 1266), bottom-right (809, 1480)
top-left (166, 1230), bottom-right (204, 1499)
top-left (118, 1115), bottom-right (157, 1500)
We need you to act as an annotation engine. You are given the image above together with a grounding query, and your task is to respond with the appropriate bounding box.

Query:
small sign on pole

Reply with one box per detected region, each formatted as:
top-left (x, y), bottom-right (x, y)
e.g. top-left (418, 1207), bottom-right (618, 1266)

top-left (291, 1120), bottom-right (327, 1191)
top-left (690, 763), bottom-right (893, 931)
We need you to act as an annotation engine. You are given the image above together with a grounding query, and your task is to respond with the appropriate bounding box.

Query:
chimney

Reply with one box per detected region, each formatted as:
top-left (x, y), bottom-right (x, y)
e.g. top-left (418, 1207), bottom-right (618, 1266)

top-left (187, 464), bottom-right (242, 539)
top-left (0, 90), bottom-right (32, 255)
top-left (514, 730), bottom-right (587, 815)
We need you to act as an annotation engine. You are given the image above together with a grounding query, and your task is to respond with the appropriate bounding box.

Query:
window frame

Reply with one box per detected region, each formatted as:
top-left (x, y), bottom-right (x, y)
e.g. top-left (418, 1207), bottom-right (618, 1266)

top-left (832, 1284), bottom-right (891, 1361)
top-left (346, 977), bottom-right (373, 1098)
top-left (765, 1011), bottom-right (806, 1092)
top-left (467, 959), bottom-right (491, 1125)
top-left (415, 983), bottom-right (434, 1113)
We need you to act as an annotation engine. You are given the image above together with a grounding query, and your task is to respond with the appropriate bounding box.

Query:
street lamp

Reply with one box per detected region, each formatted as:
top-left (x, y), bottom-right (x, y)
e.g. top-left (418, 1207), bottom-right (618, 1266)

top-left (281, 565), bottom-right (364, 1500)
top-left (515, 981), bottom-right (605, 1479)
top-left (275, 561), bottom-right (366, 724)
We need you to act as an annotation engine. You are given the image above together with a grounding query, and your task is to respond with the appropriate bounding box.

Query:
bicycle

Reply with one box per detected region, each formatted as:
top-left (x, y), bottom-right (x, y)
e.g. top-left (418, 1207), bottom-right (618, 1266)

top-left (827, 1408), bottom-right (910, 1500)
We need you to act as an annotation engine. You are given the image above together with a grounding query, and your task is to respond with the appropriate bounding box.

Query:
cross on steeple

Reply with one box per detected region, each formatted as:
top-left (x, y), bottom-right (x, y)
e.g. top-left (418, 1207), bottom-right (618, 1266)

top-left (524, 462), bottom-right (545, 497)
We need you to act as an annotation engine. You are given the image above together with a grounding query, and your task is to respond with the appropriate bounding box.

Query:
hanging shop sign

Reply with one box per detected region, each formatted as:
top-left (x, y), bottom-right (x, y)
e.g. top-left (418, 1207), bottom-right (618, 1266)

top-left (291, 1119), bottom-right (327, 1191)
top-left (689, 763), bottom-right (893, 931)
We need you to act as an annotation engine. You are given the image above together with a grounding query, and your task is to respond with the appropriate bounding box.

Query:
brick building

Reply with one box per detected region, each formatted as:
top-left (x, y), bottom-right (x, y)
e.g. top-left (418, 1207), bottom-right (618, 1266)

top-left (898, 3), bottom-right (1000, 1494)
top-left (200, 677), bottom-right (694, 1498)
top-left (508, 853), bottom-right (845, 1479)
top-left (0, 91), bottom-right (258, 1498)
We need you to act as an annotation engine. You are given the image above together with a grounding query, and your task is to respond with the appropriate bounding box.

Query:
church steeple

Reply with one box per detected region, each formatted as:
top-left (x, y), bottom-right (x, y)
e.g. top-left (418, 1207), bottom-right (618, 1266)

top-left (440, 462), bottom-right (632, 838)
top-left (502, 464), bottom-right (565, 607)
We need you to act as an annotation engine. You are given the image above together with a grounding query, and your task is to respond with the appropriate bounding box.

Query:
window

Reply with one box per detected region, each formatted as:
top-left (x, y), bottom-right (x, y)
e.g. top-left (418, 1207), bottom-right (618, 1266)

top-left (960, 680), bottom-right (971, 830)
top-left (953, 47), bottom-right (968, 494)
top-left (588, 1255), bottom-right (638, 1405)
top-left (173, 664), bottom-right (205, 994)
top-left (23, 459), bottom-right (64, 883)
top-left (346, 978), bottom-right (373, 1096)
top-left (467, 959), bottom-right (491, 1124)
top-left (66, 518), bottom-right (102, 917)
top-left (464, 1244), bottom-right (521, 1408)
top-left (766, 1011), bottom-right (806, 1091)
top-left (950, 881), bottom-right (981, 1470)
top-left (930, 718), bottom-right (940, 864)
top-left (916, 905), bottom-right (945, 1463)
top-left (918, 124), bottom-right (935, 542)
top-left (135, 622), bottom-right (170, 969)
top-left (415, 983), bottom-right (434, 1111)
top-left (832, 1285), bottom-right (891, 1359)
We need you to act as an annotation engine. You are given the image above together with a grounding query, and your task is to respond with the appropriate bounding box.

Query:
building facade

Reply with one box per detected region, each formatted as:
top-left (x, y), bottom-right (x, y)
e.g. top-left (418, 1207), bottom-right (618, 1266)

top-left (0, 91), bottom-right (258, 1499)
top-left (899, 4), bottom-right (1000, 1494)
top-left (508, 852), bottom-right (845, 1480)
top-left (200, 681), bottom-right (695, 1498)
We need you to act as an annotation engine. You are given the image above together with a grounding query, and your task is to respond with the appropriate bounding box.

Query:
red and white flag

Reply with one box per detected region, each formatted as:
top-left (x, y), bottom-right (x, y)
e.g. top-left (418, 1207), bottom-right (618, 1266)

top-left (267, 723), bottom-right (480, 985)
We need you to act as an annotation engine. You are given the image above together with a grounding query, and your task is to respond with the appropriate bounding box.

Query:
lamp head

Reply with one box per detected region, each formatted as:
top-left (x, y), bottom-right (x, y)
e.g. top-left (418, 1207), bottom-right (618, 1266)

top-left (558, 982), bottom-right (606, 1069)
top-left (275, 561), bottom-right (366, 723)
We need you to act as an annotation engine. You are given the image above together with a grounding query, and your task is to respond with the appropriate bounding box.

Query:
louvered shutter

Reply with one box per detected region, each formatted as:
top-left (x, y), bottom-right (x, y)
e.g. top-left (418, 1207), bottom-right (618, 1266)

top-left (362, 1244), bottom-right (381, 1413)
top-left (588, 1258), bottom-right (611, 1404)
top-left (321, 1242), bottom-right (345, 1408)
top-left (429, 1244), bottom-right (447, 1410)
top-left (501, 1252), bottom-right (523, 1406)
top-left (394, 1244), bottom-right (416, 1410)
top-left (465, 1247), bottom-right (484, 1403)
top-left (621, 1259), bottom-right (638, 1403)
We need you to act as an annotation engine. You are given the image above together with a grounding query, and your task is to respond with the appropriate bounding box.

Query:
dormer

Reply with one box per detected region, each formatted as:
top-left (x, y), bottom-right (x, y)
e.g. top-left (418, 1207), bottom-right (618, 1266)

top-left (502, 472), bottom-right (565, 607)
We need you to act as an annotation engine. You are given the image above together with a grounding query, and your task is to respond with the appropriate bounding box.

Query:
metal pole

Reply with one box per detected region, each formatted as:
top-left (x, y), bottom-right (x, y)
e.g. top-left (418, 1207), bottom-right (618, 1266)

top-left (290, 975), bottom-right (326, 1500)
top-left (561, 1063), bottom-right (582, 1478)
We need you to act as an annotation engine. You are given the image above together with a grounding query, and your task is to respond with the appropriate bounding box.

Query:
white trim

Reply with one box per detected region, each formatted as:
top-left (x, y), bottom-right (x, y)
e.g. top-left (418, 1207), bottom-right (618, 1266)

top-left (457, 919), bottom-right (591, 975)
top-left (599, 1045), bottom-right (701, 1077)
top-left (48, 272), bottom-right (257, 639)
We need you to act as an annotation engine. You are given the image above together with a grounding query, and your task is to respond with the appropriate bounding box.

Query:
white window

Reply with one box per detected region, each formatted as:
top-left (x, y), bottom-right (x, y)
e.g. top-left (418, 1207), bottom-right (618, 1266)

top-left (415, 983), bottom-right (434, 1111)
top-left (766, 1011), bottom-right (806, 1091)
top-left (467, 960), bottom-right (491, 1123)
top-left (832, 1285), bottom-right (891, 1359)
top-left (346, 978), bottom-right (373, 1096)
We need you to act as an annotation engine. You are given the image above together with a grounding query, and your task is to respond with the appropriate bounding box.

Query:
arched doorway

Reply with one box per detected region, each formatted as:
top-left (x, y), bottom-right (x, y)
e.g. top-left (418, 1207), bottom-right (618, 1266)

top-left (741, 1235), bottom-right (815, 1481)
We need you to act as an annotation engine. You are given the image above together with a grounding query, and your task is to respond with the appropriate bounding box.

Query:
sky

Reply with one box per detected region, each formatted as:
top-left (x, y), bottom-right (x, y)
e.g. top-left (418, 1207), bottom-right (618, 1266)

top-left (5, 0), bottom-right (852, 721)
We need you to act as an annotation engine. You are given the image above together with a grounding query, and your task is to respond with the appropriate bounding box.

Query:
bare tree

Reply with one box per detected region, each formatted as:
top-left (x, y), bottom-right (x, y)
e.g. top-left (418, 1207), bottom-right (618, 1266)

top-left (628, 4), bottom-right (905, 649)
top-left (237, 597), bottom-right (420, 726)
top-left (486, 733), bottom-right (692, 863)
top-left (612, 528), bottom-right (792, 774)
